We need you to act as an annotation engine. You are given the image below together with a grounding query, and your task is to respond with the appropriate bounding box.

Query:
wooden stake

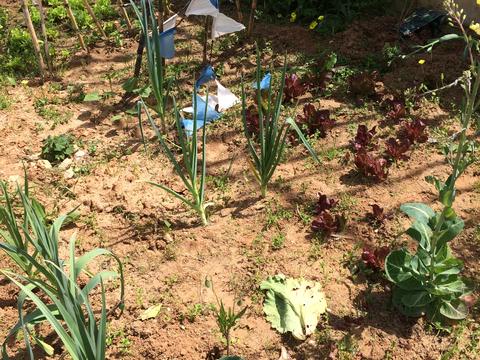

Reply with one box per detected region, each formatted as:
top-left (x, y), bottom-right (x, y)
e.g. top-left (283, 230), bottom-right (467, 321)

top-left (34, 0), bottom-right (53, 73)
top-left (20, 0), bottom-right (46, 78)
top-left (158, 0), bottom-right (166, 68)
top-left (235, 0), bottom-right (243, 22)
top-left (157, 0), bottom-right (165, 31)
top-left (247, 0), bottom-right (257, 36)
top-left (82, 0), bottom-right (107, 39)
top-left (63, 0), bottom-right (88, 52)
top-left (116, 0), bottom-right (133, 31)
top-left (202, 16), bottom-right (209, 64)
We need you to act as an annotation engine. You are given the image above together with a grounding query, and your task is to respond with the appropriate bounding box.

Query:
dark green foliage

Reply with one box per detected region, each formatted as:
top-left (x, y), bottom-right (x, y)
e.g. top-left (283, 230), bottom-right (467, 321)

top-left (0, 25), bottom-right (38, 75)
top-left (41, 134), bottom-right (75, 164)
top-left (259, 0), bottom-right (392, 32)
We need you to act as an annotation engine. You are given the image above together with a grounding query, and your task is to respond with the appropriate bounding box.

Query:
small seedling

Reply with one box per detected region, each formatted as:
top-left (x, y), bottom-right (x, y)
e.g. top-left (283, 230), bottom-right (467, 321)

top-left (41, 134), bottom-right (74, 165)
top-left (205, 277), bottom-right (247, 356)
top-left (271, 232), bottom-right (286, 250)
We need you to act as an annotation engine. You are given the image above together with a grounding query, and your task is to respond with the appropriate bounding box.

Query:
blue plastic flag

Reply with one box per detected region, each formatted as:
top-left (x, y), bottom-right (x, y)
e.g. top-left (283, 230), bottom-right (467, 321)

top-left (252, 73), bottom-right (271, 90)
top-left (181, 94), bottom-right (221, 135)
top-left (159, 28), bottom-right (176, 59)
top-left (195, 65), bottom-right (216, 89)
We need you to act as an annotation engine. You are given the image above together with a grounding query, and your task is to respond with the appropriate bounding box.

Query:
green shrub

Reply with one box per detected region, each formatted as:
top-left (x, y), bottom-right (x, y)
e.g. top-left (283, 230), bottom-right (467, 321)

top-left (0, 26), bottom-right (38, 75)
top-left (94, 0), bottom-right (117, 20)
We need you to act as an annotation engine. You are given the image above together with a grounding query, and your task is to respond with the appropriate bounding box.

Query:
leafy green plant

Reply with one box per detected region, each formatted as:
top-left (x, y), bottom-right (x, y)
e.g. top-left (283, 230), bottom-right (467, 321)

top-left (385, 0), bottom-right (479, 326)
top-left (0, 27), bottom-right (38, 75)
top-left (41, 134), bottom-right (74, 164)
top-left (242, 49), bottom-right (320, 197)
top-left (260, 274), bottom-right (327, 340)
top-left (0, 178), bottom-right (124, 359)
top-left (138, 95), bottom-right (211, 225)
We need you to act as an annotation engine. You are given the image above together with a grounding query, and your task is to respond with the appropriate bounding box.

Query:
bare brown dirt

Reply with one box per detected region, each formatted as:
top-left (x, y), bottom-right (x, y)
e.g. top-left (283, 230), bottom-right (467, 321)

top-left (0, 5), bottom-right (479, 360)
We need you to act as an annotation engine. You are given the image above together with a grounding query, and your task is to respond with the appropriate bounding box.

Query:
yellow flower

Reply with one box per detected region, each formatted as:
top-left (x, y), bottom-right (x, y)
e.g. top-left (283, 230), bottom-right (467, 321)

top-left (470, 22), bottom-right (480, 36)
top-left (309, 20), bottom-right (318, 30)
top-left (418, 59), bottom-right (426, 65)
top-left (477, 0), bottom-right (480, 5)
top-left (290, 12), bottom-right (297, 23)
top-left (318, 15), bottom-right (325, 21)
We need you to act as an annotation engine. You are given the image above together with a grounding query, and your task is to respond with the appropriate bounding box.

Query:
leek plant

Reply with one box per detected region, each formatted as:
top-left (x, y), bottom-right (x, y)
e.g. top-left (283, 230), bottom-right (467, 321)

top-left (138, 95), bottom-right (211, 226)
top-left (0, 179), bottom-right (46, 276)
top-left (130, 0), bottom-right (171, 132)
top-left (0, 180), bottom-right (124, 359)
top-left (241, 49), bottom-right (320, 197)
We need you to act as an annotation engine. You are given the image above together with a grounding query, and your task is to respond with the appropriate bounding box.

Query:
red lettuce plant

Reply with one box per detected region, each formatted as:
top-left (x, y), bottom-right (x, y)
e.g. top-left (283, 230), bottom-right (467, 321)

top-left (386, 99), bottom-right (406, 120)
top-left (361, 246), bottom-right (390, 271)
top-left (315, 192), bottom-right (339, 213)
top-left (402, 119), bottom-right (428, 144)
top-left (311, 193), bottom-right (345, 238)
top-left (354, 151), bottom-right (389, 181)
top-left (367, 204), bottom-right (392, 225)
top-left (351, 125), bottom-right (377, 152)
top-left (296, 104), bottom-right (334, 137)
top-left (385, 137), bottom-right (411, 161)
top-left (245, 105), bottom-right (260, 135)
top-left (311, 211), bottom-right (345, 237)
top-left (284, 73), bottom-right (306, 103)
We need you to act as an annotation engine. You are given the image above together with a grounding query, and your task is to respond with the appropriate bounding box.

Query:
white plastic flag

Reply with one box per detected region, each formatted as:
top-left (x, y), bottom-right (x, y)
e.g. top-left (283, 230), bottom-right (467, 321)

top-left (215, 80), bottom-right (239, 111)
top-left (211, 13), bottom-right (245, 39)
top-left (163, 14), bottom-right (178, 31)
top-left (185, 0), bottom-right (219, 17)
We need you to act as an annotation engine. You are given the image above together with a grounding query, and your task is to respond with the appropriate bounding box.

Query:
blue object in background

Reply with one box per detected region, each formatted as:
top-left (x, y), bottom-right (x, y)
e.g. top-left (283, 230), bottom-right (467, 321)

top-left (252, 73), bottom-right (271, 90)
top-left (195, 65), bottom-right (216, 89)
top-left (159, 28), bottom-right (176, 59)
top-left (210, 0), bottom-right (219, 8)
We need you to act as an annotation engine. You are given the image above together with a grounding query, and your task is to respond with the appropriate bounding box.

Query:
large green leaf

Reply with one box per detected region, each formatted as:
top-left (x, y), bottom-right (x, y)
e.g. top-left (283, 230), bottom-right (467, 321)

top-left (261, 274), bottom-right (327, 340)
top-left (410, 249), bottom-right (430, 275)
top-left (400, 203), bottom-right (435, 224)
top-left (431, 276), bottom-right (471, 297)
top-left (385, 250), bottom-right (413, 284)
top-left (392, 288), bottom-right (426, 317)
top-left (436, 217), bottom-right (464, 244)
top-left (400, 291), bottom-right (433, 307)
top-left (406, 221), bottom-right (432, 251)
top-left (439, 299), bottom-right (468, 320)
top-left (433, 257), bottom-right (463, 276)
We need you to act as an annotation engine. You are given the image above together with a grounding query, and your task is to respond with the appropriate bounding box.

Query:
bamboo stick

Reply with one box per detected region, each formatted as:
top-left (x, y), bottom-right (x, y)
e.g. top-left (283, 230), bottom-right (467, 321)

top-left (235, 0), bottom-right (243, 22)
top-left (20, 0), bottom-right (46, 78)
top-left (63, 0), bottom-right (88, 52)
top-left (82, 0), bottom-right (107, 39)
top-left (116, 0), bottom-right (133, 31)
top-left (34, 0), bottom-right (53, 73)
top-left (247, 0), bottom-right (257, 36)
